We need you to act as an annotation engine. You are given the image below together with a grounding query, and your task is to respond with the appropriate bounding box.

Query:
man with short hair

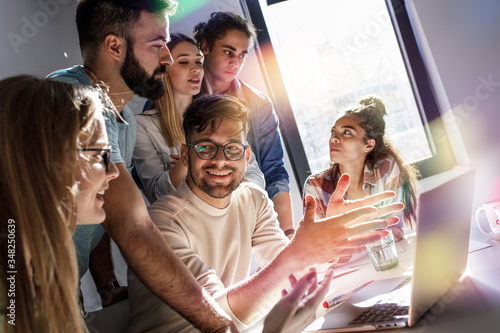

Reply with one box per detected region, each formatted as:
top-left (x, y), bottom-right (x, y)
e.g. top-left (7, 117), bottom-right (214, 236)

top-left (127, 94), bottom-right (403, 332)
top-left (48, 0), bottom-right (236, 331)
top-left (193, 12), bottom-right (296, 237)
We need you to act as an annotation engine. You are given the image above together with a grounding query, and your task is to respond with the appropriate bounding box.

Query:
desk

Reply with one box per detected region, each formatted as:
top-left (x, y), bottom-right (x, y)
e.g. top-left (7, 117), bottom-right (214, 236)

top-left (307, 219), bottom-right (500, 332)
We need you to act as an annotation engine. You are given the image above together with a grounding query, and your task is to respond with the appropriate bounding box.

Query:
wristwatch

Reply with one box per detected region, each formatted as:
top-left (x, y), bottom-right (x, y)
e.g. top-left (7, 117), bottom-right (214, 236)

top-left (97, 280), bottom-right (120, 295)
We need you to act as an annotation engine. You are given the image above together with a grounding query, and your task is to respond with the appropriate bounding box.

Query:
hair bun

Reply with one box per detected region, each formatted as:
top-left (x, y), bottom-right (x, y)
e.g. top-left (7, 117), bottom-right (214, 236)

top-left (358, 95), bottom-right (387, 118)
top-left (193, 22), bottom-right (206, 37)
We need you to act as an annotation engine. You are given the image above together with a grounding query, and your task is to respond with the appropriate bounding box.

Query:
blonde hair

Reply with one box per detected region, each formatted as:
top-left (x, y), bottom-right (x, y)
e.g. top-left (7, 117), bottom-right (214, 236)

top-left (0, 75), bottom-right (97, 333)
top-left (151, 73), bottom-right (185, 147)
top-left (143, 33), bottom-right (210, 147)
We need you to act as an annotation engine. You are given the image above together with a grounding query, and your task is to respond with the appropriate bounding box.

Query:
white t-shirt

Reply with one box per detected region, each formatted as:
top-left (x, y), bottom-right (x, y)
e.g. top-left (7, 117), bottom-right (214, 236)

top-left (127, 181), bottom-right (288, 332)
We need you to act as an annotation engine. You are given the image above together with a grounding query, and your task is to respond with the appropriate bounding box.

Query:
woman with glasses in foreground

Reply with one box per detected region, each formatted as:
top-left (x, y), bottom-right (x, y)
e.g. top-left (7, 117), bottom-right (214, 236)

top-left (0, 75), bottom-right (118, 332)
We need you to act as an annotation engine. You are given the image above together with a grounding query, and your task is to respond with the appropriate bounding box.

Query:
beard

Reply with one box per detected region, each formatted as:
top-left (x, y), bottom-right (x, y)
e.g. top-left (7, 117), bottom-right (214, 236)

top-left (120, 44), bottom-right (167, 100)
top-left (188, 155), bottom-right (243, 199)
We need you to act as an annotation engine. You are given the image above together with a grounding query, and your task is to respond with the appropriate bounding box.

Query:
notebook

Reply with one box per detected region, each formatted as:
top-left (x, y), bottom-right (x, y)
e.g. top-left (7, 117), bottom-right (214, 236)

top-left (306, 168), bottom-right (475, 331)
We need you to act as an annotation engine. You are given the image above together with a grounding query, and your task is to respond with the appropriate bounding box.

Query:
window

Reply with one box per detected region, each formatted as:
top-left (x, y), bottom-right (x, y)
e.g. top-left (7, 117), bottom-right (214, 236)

top-left (242, 0), bottom-right (458, 191)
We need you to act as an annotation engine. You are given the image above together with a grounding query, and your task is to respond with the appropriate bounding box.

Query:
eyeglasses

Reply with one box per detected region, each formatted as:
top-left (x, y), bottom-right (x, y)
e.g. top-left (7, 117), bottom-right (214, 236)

top-left (78, 147), bottom-right (112, 171)
top-left (187, 141), bottom-right (247, 161)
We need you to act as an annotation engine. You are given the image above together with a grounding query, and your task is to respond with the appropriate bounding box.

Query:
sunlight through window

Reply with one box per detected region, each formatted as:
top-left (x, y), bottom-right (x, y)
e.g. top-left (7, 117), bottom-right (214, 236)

top-left (262, 0), bottom-right (433, 174)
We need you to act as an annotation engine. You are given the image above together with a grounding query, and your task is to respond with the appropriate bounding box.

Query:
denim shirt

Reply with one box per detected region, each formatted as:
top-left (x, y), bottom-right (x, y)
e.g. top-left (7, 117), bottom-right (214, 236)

top-left (47, 65), bottom-right (136, 172)
top-left (47, 65), bottom-right (136, 277)
top-left (231, 79), bottom-right (290, 199)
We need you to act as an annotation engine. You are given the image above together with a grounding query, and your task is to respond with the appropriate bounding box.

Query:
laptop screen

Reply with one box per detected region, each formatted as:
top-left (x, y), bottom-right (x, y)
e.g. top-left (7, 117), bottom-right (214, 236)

top-left (409, 168), bottom-right (475, 326)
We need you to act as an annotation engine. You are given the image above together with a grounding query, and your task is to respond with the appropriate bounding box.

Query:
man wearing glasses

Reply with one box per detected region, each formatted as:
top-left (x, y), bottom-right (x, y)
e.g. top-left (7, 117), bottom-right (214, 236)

top-left (48, 1), bottom-right (236, 331)
top-left (127, 94), bottom-right (403, 332)
top-left (193, 12), bottom-right (295, 238)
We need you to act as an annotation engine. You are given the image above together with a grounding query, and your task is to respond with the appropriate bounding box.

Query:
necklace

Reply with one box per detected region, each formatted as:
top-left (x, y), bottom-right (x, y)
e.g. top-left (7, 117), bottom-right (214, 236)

top-left (81, 65), bottom-right (127, 123)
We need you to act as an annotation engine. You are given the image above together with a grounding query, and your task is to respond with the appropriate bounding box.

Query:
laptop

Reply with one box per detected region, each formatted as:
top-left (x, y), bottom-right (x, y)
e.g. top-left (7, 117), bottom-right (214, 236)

top-left (306, 168), bottom-right (475, 331)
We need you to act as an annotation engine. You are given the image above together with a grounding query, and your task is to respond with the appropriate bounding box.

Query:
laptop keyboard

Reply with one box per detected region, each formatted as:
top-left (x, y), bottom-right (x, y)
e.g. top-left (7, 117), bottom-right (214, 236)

top-left (348, 277), bottom-right (412, 325)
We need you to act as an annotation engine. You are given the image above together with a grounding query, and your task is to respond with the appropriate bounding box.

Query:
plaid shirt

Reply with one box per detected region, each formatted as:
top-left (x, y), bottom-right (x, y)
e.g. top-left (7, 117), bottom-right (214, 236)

top-left (303, 156), bottom-right (404, 228)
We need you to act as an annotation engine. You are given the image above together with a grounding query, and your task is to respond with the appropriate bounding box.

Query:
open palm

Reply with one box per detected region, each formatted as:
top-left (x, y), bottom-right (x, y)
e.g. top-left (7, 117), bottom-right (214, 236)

top-left (326, 173), bottom-right (403, 223)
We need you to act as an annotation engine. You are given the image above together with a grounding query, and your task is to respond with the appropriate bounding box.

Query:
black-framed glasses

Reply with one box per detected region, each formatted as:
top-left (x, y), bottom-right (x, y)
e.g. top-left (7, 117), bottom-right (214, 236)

top-left (187, 141), bottom-right (247, 161)
top-left (78, 147), bottom-right (112, 171)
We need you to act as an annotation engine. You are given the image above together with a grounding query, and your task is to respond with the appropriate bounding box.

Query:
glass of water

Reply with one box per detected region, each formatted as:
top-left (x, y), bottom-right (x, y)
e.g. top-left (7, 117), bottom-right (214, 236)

top-left (367, 228), bottom-right (399, 271)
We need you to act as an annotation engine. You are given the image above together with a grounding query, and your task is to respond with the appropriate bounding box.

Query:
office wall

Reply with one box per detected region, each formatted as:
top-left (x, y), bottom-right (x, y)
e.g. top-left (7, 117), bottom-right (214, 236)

top-left (408, 0), bottom-right (500, 207)
top-left (0, 0), bottom-right (81, 78)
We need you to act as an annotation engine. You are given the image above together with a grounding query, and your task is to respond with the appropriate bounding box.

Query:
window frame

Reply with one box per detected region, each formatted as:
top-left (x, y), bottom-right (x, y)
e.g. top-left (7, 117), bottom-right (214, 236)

top-left (241, 0), bottom-right (458, 192)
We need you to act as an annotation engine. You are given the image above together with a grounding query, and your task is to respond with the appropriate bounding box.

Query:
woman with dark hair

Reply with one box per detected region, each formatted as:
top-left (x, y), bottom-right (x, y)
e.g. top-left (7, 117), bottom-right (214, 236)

top-left (0, 75), bottom-right (118, 332)
top-left (133, 33), bottom-right (264, 203)
top-left (303, 95), bottom-right (419, 241)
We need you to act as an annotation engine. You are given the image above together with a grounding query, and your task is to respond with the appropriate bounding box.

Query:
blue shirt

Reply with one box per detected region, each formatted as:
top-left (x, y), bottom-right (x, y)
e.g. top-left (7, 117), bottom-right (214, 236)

top-left (47, 65), bottom-right (136, 277)
top-left (231, 79), bottom-right (290, 199)
top-left (47, 65), bottom-right (136, 170)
